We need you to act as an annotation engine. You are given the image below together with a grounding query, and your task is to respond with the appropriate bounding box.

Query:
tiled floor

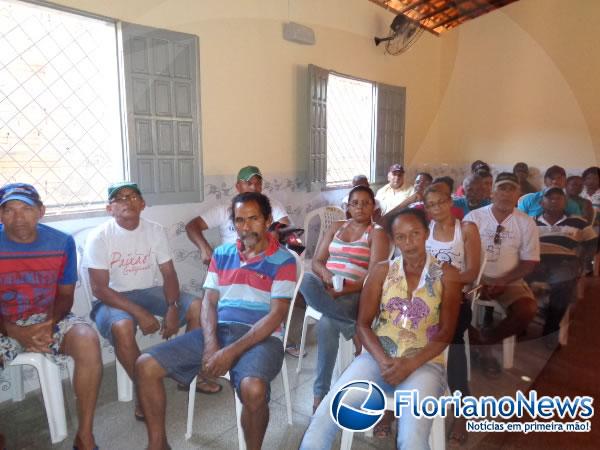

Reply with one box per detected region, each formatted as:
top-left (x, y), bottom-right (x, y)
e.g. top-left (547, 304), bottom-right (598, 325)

top-left (0, 311), bottom-right (561, 450)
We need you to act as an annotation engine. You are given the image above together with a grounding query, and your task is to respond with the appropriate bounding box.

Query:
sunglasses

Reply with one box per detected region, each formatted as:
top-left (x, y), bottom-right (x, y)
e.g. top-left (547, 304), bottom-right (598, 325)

top-left (493, 225), bottom-right (504, 245)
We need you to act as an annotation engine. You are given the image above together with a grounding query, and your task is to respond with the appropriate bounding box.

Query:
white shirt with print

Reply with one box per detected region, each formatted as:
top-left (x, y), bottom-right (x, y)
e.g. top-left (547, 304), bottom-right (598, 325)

top-left (83, 218), bottom-right (172, 292)
top-left (464, 205), bottom-right (540, 279)
top-left (201, 197), bottom-right (288, 244)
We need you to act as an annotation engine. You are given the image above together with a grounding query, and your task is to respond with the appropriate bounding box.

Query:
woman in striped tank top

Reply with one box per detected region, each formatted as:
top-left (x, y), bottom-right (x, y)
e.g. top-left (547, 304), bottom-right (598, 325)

top-left (299, 186), bottom-right (390, 412)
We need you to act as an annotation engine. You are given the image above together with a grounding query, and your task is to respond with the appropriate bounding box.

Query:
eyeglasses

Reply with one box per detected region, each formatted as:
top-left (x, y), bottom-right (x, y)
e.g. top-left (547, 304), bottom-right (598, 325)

top-left (110, 194), bottom-right (140, 204)
top-left (493, 225), bottom-right (504, 245)
top-left (348, 200), bottom-right (373, 208)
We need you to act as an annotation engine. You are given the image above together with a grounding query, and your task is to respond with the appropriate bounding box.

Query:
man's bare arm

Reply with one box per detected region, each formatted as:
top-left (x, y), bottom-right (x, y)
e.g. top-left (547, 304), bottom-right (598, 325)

top-left (185, 217), bottom-right (214, 264)
top-left (52, 284), bottom-right (75, 325)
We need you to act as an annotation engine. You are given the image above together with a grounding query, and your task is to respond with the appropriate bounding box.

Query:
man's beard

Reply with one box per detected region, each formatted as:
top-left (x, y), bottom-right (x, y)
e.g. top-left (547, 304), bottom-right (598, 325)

top-left (240, 232), bottom-right (260, 249)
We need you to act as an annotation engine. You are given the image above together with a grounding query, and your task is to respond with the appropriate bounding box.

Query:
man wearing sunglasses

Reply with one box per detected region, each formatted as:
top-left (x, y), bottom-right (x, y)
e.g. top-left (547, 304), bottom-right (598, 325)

top-left (83, 182), bottom-right (218, 421)
top-left (464, 172), bottom-right (540, 376)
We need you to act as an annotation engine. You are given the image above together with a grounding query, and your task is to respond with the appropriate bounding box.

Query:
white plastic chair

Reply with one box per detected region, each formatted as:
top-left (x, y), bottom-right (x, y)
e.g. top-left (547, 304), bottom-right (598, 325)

top-left (470, 254), bottom-right (515, 369)
top-left (8, 353), bottom-right (68, 444)
top-left (297, 205), bottom-right (346, 372)
top-left (185, 251), bottom-right (304, 446)
top-left (76, 245), bottom-right (135, 402)
top-left (464, 253), bottom-right (487, 380)
top-left (341, 349), bottom-right (449, 450)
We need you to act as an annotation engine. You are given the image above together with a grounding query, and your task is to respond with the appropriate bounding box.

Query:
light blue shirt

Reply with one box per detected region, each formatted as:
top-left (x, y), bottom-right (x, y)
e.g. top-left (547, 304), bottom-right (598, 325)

top-left (517, 191), bottom-right (582, 217)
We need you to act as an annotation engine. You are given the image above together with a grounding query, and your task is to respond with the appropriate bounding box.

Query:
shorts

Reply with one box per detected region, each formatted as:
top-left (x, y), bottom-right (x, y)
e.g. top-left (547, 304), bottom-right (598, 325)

top-left (91, 286), bottom-right (196, 345)
top-left (492, 279), bottom-right (535, 309)
top-left (146, 322), bottom-right (284, 400)
top-left (0, 313), bottom-right (92, 368)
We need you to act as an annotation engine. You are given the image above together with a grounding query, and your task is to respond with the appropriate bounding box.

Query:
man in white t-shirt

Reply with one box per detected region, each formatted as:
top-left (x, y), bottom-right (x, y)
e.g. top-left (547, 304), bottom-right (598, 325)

top-left (186, 166), bottom-right (290, 264)
top-left (464, 172), bottom-right (540, 375)
top-left (83, 182), bottom-right (219, 419)
top-left (375, 163), bottom-right (414, 215)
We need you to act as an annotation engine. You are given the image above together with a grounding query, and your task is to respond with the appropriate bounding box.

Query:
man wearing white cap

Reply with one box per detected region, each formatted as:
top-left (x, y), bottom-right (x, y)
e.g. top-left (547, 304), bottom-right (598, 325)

top-left (464, 172), bottom-right (540, 376)
top-left (186, 165), bottom-right (289, 264)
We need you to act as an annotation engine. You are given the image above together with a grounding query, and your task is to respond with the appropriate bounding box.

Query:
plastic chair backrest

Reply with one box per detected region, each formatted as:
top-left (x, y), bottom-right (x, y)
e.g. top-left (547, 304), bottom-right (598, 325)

top-left (302, 206), bottom-right (345, 260)
top-left (471, 252), bottom-right (488, 301)
top-left (282, 251), bottom-right (304, 348)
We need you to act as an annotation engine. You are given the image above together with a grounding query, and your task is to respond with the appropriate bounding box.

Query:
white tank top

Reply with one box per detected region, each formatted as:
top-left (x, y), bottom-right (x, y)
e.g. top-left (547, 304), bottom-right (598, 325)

top-left (426, 219), bottom-right (465, 271)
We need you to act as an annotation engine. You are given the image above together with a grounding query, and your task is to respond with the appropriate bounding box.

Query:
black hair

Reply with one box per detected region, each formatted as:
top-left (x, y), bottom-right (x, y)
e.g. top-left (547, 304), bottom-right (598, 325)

top-left (544, 165), bottom-right (566, 179)
top-left (582, 166), bottom-right (600, 180)
top-left (432, 176), bottom-right (455, 192)
top-left (385, 207), bottom-right (429, 235)
top-left (424, 183), bottom-right (451, 200)
top-left (230, 192), bottom-right (272, 222)
top-left (415, 172), bottom-right (433, 182)
top-left (471, 160), bottom-right (490, 173)
top-left (566, 175), bottom-right (582, 183)
top-left (348, 185), bottom-right (375, 203)
top-left (476, 169), bottom-right (493, 179)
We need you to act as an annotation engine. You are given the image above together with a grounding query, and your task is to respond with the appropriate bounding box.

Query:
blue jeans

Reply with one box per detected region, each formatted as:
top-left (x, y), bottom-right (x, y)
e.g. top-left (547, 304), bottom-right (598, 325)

top-left (300, 352), bottom-right (446, 450)
top-left (91, 286), bottom-right (195, 345)
top-left (146, 322), bottom-right (284, 399)
top-left (300, 272), bottom-right (359, 398)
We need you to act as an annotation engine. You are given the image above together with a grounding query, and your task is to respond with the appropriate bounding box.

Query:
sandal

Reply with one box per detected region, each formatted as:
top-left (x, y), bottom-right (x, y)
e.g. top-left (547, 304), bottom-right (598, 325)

top-left (285, 344), bottom-right (307, 358)
top-left (134, 410), bottom-right (145, 422)
top-left (373, 411), bottom-right (393, 438)
top-left (177, 378), bottom-right (223, 395)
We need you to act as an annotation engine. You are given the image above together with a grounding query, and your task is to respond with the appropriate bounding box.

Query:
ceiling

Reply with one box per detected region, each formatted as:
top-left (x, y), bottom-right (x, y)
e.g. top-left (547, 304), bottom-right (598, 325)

top-left (369, 0), bottom-right (519, 35)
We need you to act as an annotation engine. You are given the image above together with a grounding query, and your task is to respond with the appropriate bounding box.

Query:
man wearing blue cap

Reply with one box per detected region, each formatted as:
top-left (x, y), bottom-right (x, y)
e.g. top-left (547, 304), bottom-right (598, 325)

top-left (0, 183), bottom-right (102, 450)
top-left (82, 181), bottom-right (218, 421)
top-left (186, 165), bottom-right (290, 264)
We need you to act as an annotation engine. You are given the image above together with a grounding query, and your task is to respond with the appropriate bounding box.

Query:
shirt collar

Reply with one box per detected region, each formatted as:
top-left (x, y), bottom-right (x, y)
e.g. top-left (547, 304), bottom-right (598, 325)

top-left (537, 214), bottom-right (568, 226)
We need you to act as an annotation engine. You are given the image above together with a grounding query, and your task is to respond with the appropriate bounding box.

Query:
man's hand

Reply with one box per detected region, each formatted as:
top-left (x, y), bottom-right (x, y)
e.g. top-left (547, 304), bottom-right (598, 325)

top-left (380, 356), bottom-right (418, 386)
top-left (136, 309), bottom-right (161, 335)
top-left (5, 321), bottom-right (53, 353)
top-left (203, 347), bottom-right (236, 378)
top-left (481, 283), bottom-right (506, 299)
top-left (201, 247), bottom-right (213, 265)
top-left (161, 305), bottom-right (179, 339)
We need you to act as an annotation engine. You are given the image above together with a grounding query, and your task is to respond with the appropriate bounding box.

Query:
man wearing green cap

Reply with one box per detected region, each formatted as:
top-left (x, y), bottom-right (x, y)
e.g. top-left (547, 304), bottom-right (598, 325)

top-left (186, 165), bottom-right (290, 264)
top-left (82, 182), bottom-right (219, 420)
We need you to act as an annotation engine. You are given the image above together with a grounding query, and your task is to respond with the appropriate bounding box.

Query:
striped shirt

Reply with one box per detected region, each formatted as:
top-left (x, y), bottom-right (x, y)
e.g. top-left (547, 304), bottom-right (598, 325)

top-left (326, 223), bottom-right (372, 282)
top-left (534, 214), bottom-right (597, 257)
top-left (203, 233), bottom-right (297, 339)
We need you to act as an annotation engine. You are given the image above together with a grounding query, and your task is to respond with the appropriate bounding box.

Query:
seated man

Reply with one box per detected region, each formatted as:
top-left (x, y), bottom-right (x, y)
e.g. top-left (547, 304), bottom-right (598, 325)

top-left (528, 187), bottom-right (596, 345)
top-left (453, 173), bottom-right (491, 215)
top-left (375, 163), bottom-right (412, 215)
top-left (135, 192), bottom-right (297, 450)
top-left (186, 165), bottom-right (289, 264)
top-left (518, 165), bottom-right (582, 217)
top-left (464, 173), bottom-right (540, 376)
top-left (0, 183), bottom-right (101, 450)
top-left (513, 162), bottom-right (538, 195)
top-left (82, 182), bottom-right (212, 420)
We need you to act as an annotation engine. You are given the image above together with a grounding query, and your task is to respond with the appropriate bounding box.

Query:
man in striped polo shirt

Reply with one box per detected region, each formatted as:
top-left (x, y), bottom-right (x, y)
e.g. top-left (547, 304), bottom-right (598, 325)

top-left (528, 187), bottom-right (596, 344)
top-left (136, 192), bottom-right (297, 450)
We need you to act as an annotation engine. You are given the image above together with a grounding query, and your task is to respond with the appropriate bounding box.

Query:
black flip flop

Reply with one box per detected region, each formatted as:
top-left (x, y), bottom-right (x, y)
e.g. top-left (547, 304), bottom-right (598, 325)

top-left (177, 380), bottom-right (223, 395)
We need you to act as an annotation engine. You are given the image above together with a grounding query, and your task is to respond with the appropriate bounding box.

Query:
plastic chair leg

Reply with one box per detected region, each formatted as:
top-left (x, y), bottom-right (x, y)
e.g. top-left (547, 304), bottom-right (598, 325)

top-left (297, 313), bottom-right (311, 373)
top-left (233, 389), bottom-right (246, 450)
top-left (340, 429), bottom-right (354, 450)
top-left (8, 364), bottom-right (25, 402)
top-left (281, 359), bottom-right (293, 425)
top-left (116, 358), bottom-right (133, 402)
top-left (430, 414), bottom-right (446, 450)
top-left (39, 357), bottom-right (68, 444)
top-left (503, 336), bottom-right (515, 369)
top-left (185, 376), bottom-right (197, 440)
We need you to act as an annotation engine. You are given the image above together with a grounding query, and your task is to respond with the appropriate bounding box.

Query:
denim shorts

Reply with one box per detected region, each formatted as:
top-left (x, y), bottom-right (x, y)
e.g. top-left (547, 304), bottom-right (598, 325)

top-left (91, 286), bottom-right (195, 344)
top-left (146, 322), bottom-right (284, 399)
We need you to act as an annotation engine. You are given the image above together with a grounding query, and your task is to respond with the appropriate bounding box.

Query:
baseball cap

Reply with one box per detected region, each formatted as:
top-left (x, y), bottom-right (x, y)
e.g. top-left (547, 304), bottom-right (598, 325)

top-left (107, 181), bottom-right (142, 201)
top-left (388, 164), bottom-right (405, 174)
top-left (0, 183), bottom-right (42, 206)
top-left (493, 172), bottom-right (520, 189)
top-left (237, 166), bottom-right (262, 182)
top-left (513, 162), bottom-right (529, 173)
top-left (543, 186), bottom-right (565, 197)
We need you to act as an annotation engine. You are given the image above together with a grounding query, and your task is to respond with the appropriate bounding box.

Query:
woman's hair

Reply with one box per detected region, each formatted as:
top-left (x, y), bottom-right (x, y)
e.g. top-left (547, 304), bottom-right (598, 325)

top-left (416, 172), bottom-right (433, 182)
top-left (432, 176), bottom-right (454, 192)
top-left (348, 185), bottom-right (375, 203)
top-left (424, 183), bottom-right (452, 201)
top-left (230, 191), bottom-right (272, 222)
top-left (582, 166), bottom-right (600, 179)
top-left (567, 175), bottom-right (582, 183)
top-left (385, 208), bottom-right (429, 234)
